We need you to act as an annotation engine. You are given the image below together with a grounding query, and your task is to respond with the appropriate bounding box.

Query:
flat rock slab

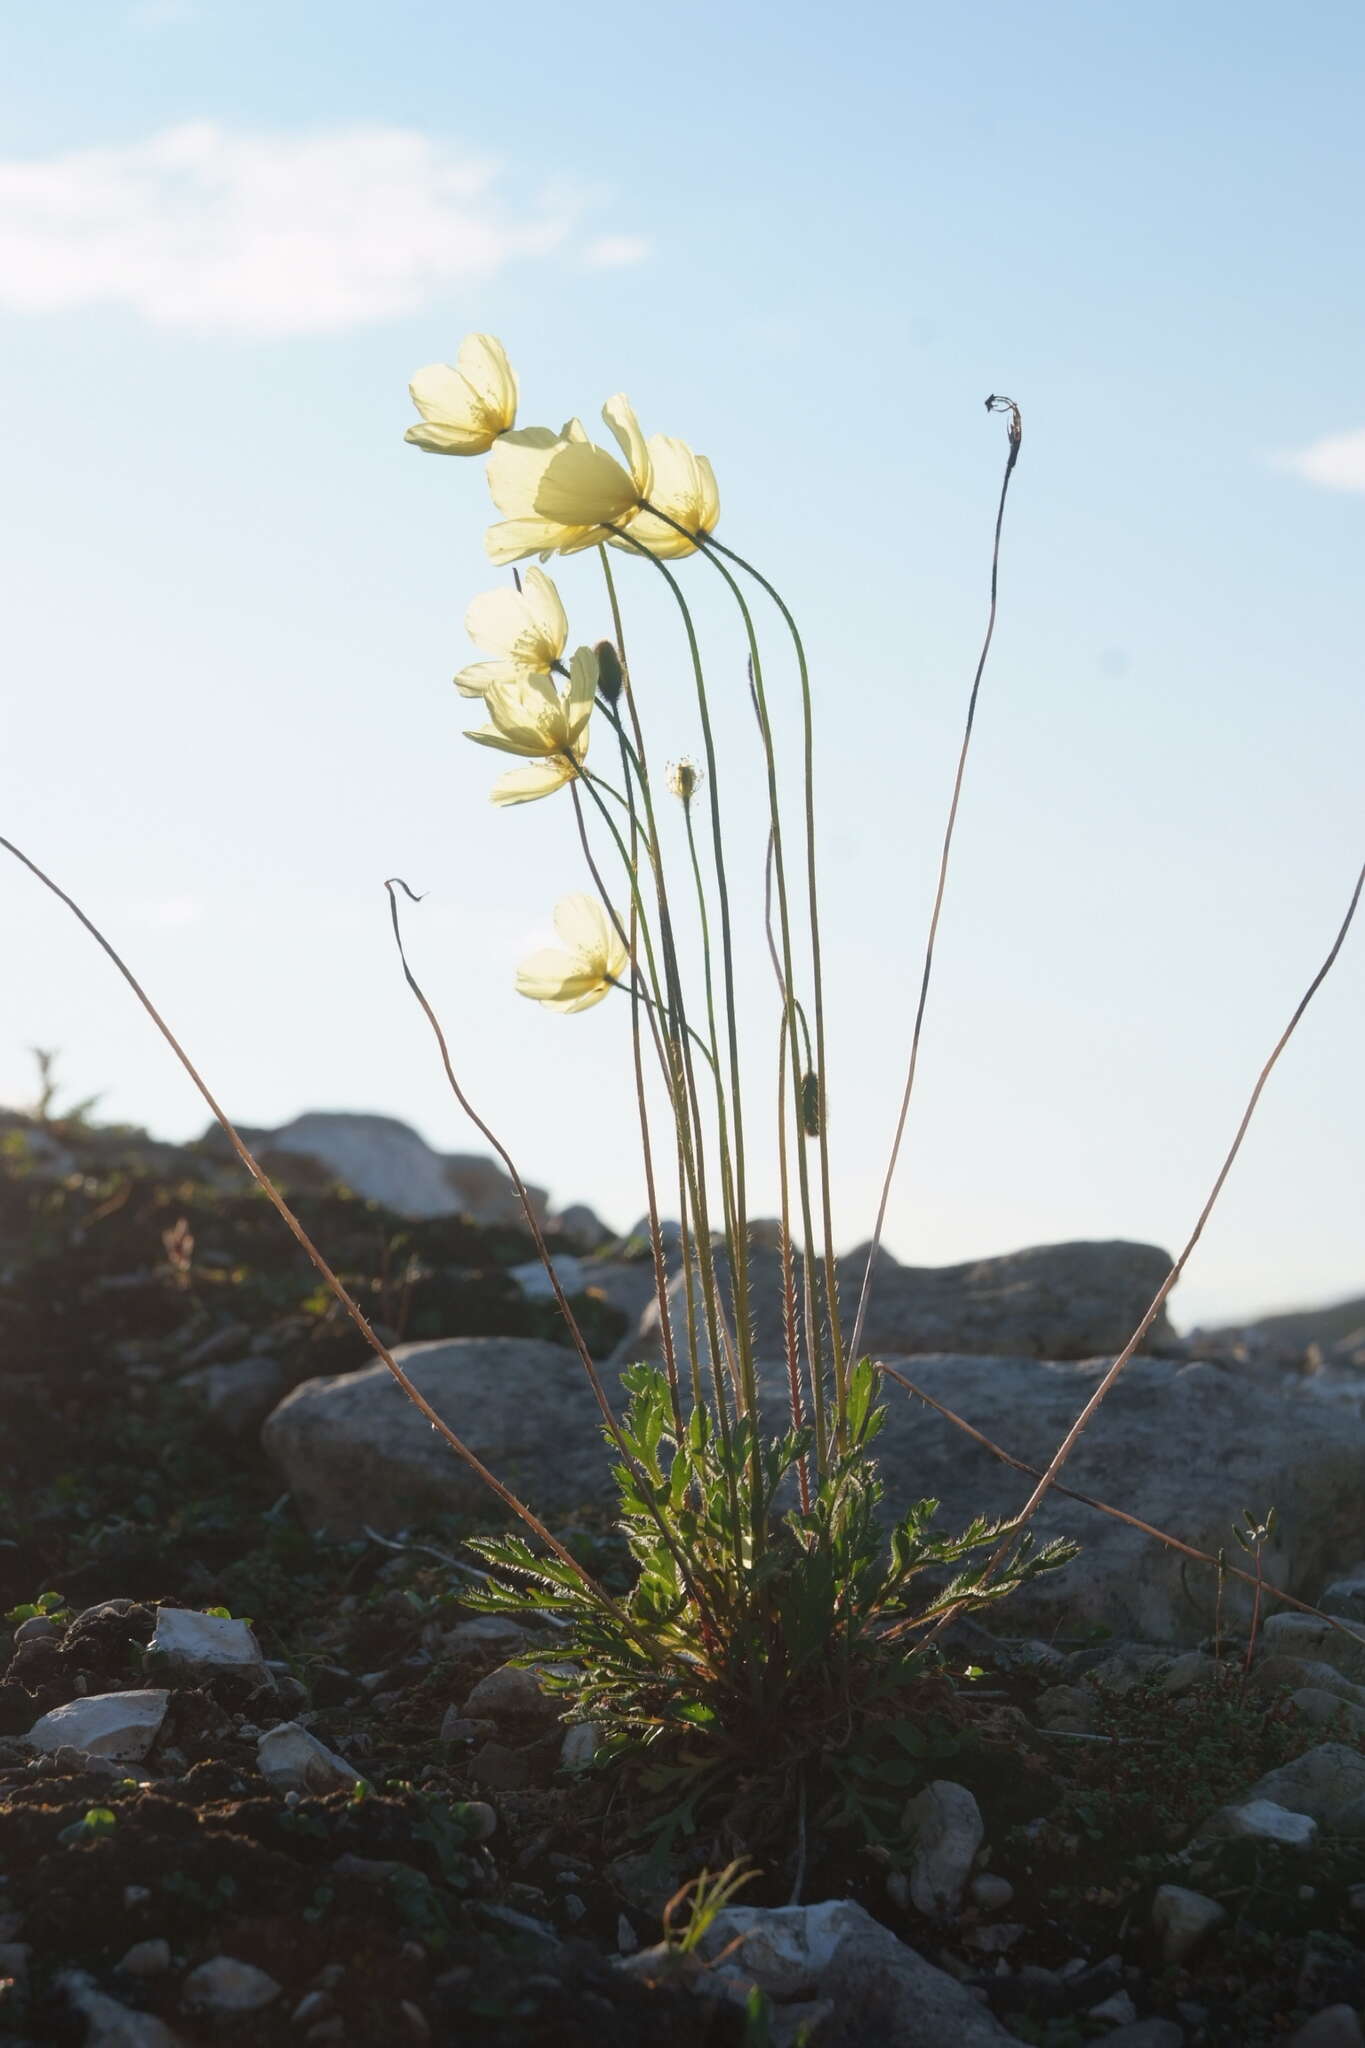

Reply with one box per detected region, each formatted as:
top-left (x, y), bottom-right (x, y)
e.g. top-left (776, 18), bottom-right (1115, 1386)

top-left (834, 1352), bottom-right (1365, 1644)
top-left (27, 1690), bottom-right (169, 1761)
top-left (264, 1339), bottom-right (1365, 1645)
top-left (148, 1607), bottom-right (266, 1676)
top-left (261, 1337), bottom-right (612, 1535)
top-left (622, 1239), bottom-right (1178, 1370)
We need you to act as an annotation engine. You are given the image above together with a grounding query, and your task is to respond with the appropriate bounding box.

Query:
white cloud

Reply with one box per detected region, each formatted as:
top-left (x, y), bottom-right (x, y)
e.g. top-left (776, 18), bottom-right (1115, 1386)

top-left (1276, 428), bottom-right (1365, 494)
top-left (583, 233), bottom-right (651, 270)
top-left (0, 122), bottom-right (599, 337)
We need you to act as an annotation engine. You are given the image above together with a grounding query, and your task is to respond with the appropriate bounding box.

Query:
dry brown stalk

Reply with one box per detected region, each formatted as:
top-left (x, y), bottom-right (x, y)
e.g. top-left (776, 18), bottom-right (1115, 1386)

top-left (875, 1360), bottom-right (1365, 1653)
top-left (1, 832), bottom-right (631, 1630)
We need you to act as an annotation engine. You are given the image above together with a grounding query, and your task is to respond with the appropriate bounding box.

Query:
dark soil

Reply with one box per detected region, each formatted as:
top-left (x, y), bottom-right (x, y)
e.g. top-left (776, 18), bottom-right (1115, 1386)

top-left (2, 1111), bottom-right (1364, 2045)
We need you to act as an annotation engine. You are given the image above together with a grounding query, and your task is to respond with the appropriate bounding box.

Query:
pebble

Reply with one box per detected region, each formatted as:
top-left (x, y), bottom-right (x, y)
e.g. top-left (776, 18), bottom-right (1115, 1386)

top-left (1104, 2023), bottom-right (1186, 2047)
top-left (400, 2001), bottom-right (431, 2040)
top-left (904, 1780), bottom-right (984, 1918)
top-left (1151, 1885), bottom-right (1226, 1964)
top-left (1289, 1688), bottom-right (1365, 1738)
top-left (460, 1800), bottom-right (498, 1843)
top-left (969, 1873), bottom-right (1015, 1913)
top-left (292, 1990), bottom-right (331, 2023)
top-left (123, 1885), bottom-right (152, 1908)
top-left (257, 1721), bottom-right (363, 1795)
top-left (1200, 1797), bottom-right (1319, 1849)
top-left (117, 1938), bottom-right (172, 1976)
top-left (305, 2021), bottom-right (346, 2045)
top-left (1034, 1685), bottom-right (1097, 1732)
top-left (13, 1615), bottom-right (62, 1646)
top-left (26, 1690), bottom-right (169, 1761)
top-left (462, 1661), bottom-right (564, 1726)
top-left (148, 1606), bottom-right (267, 1677)
top-left (1090, 1989), bottom-right (1139, 2025)
top-left (183, 1955), bottom-right (282, 2012)
top-left (59, 1968), bottom-right (183, 2046)
top-left (560, 1722), bottom-right (600, 1771)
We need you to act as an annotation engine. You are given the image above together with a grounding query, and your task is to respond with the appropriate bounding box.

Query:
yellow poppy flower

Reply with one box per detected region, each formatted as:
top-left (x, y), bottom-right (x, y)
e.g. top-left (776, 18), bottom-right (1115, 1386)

top-left (484, 398), bottom-right (654, 564)
top-left (455, 567), bottom-right (569, 698)
top-left (515, 895), bottom-right (628, 1013)
top-left (404, 334), bottom-right (518, 456)
top-left (464, 646), bottom-right (598, 805)
top-left (610, 435), bottom-right (720, 559)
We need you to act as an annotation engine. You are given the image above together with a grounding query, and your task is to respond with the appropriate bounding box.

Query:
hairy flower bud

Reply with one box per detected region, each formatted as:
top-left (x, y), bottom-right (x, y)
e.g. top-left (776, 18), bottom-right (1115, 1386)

top-left (594, 639), bottom-right (624, 705)
top-left (800, 1070), bottom-right (822, 1139)
top-left (666, 758), bottom-right (702, 806)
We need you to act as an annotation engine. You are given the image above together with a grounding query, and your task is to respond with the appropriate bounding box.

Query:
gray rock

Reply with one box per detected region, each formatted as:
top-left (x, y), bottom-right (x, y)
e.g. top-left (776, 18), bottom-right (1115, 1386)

top-left (1239, 1743), bottom-right (1365, 1827)
top-left (826, 1354), bottom-right (1365, 1643)
top-left (1199, 1798), bottom-right (1319, 1849)
top-left (256, 1722), bottom-right (362, 1795)
top-left (1034, 1684), bottom-right (1097, 1732)
top-left (509, 1254), bottom-right (585, 1301)
top-left (270, 1339), bottom-right (1365, 1642)
top-left (624, 1239), bottom-right (1178, 1370)
top-left (178, 1355), bottom-right (285, 1435)
top-left (13, 1614), bottom-right (63, 1646)
top-left (1250, 1656), bottom-right (1365, 1706)
top-left (970, 1873), bottom-right (1015, 1912)
top-left (28, 1690), bottom-right (168, 1760)
top-left (1151, 1885), bottom-right (1226, 1963)
top-left (1291, 2009), bottom-right (1365, 2048)
top-left (690, 1900), bottom-right (1014, 2042)
top-left (182, 1956), bottom-right (281, 2012)
top-left (462, 1662), bottom-right (564, 1727)
top-left (1160, 1652), bottom-right (1220, 1696)
top-left (1261, 1612), bottom-right (1365, 1682)
top-left (116, 1939), bottom-right (172, 1976)
top-left (223, 1111), bottom-right (544, 1224)
top-left (148, 1607), bottom-right (266, 1678)
top-left (582, 1259), bottom-right (666, 1337)
top-left (1321, 1579), bottom-right (1365, 1621)
top-left (560, 1723), bottom-right (600, 1771)
top-left (261, 1337), bottom-right (610, 1535)
top-left (1289, 1689), bottom-right (1365, 1738)
top-left (1090, 1991), bottom-right (1139, 2025)
top-left (59, 1967), bottom-right (186, 2045)
top-left (904, 1780), bottom-right (984, 1918)
top-left (555, 1202), bottom-right (615, 1249)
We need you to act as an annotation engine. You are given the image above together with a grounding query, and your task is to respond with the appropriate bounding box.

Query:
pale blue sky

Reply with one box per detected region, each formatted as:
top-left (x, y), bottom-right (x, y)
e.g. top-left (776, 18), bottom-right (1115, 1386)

top-left (1, 0), bottom-right (1361, 1326)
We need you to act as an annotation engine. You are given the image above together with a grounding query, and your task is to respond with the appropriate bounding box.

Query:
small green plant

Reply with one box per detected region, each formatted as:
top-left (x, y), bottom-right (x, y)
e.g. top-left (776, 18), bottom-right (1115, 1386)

top-left (5, 1590), bottom-right (70, 1626)
top-left (57, 1805), bottom-right (117, 1847)
top-left (469, 1360), bottom-right (1071, 1782)
top-left (661, 1857), bottom-right (758, 1958)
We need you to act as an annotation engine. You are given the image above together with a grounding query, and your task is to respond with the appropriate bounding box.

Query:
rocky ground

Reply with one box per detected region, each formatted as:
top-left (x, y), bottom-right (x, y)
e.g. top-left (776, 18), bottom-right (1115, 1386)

top-left (3, 1109), bottom-right (1365, 2046)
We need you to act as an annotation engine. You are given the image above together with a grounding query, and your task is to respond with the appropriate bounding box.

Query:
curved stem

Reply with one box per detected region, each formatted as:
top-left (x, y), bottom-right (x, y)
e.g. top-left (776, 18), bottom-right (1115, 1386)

top-left (0, 832), bottom-right (638, 1639)
top-left (844, 398), bottom-right (1022, 1366)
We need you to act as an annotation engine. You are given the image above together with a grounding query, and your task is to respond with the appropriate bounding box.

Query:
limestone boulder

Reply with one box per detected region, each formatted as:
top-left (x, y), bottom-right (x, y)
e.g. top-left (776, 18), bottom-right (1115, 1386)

top-left (619, 1239), bottom-right (1178, 1370)
top-left (261, 1336), bottom-right (611, 1535)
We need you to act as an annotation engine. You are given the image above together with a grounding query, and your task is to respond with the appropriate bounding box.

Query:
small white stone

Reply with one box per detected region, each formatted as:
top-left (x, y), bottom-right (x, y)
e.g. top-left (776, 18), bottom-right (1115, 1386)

top-left (256, 1722), bottom-right (362, 1795)
top-left (149, 1608), bottom-right (266, 1677)
top-left (969, 1873), bottom-right (1015, 1913)
top-left (182, 1955), bottom-right (281, 2012)
top-left (27, 1691), bottom-right (169, 1761)
top-left (1290, 2006), bottom-right (1365, 2048)
top-left (1202, 1798), bottom-right (1319, 1849)
top-left (904, 1781), bottom-right (984, 1919)
top-left (1151, 1884), bottom-right (1226, 1963)
top-left (560, 1723), bottom-right (600, 1771)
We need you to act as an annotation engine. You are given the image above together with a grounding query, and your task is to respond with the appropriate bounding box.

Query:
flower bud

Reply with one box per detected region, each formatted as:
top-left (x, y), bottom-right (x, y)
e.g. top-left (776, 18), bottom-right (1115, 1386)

top-left (800, 1070), bottom-right (822, 1139)
top-left (594, 639), bottom-right (624, 705)
top-left (666, 758), bottom-right (702, 806)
